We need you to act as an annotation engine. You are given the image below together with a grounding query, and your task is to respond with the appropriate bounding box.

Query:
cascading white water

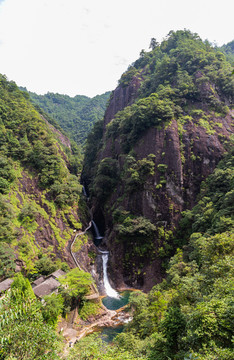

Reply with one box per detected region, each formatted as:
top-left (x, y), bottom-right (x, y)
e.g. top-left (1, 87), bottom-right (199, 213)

top-left (91, 220), bottom-right (103, 240)
top-left (101, 251), bottom-right (119, 298)
top-left (82, 186), bottom-right (88, 197)
top-left (92, 221), bottom-right (119, 298)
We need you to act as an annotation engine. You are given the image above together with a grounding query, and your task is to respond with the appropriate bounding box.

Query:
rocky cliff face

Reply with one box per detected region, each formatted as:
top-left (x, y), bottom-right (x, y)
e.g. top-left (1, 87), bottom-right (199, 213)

top-left (98, 86), bottom-right (233, 291)
top-left (85, 31), bottom-right (234, 291)
top-left (103, 76), bottom-right (142, 129)
top-left (15, 169), bottom-right (76, 268)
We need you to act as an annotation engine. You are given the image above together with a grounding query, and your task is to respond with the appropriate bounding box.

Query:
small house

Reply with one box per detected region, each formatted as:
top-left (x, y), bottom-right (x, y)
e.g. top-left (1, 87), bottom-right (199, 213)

top-left (0, 278), bottom-right (13, 297)
top-left (33, 277), bottom-right (61, 298)
top-left (32, 269), bottom-right (66, 298)
top-left (49, 269), bottom-right (66, 279)
top-left (32, 276), bottom-right (45, 288)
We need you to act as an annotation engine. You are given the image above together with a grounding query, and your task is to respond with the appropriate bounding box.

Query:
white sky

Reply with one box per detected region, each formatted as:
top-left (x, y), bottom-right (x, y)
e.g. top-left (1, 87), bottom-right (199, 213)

top-left (0, 0), bottom-right (233, 97)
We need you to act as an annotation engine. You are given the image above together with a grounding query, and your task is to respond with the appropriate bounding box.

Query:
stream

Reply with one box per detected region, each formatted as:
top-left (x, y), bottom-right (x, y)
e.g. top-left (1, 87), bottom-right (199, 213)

top-left (100, 325), bottom-right (124, 343)
top-left (102, 290), bottom-right (131, 310)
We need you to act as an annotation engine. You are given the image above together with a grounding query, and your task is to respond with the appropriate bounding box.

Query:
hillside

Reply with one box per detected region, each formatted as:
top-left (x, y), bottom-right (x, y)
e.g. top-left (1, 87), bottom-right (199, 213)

top-left (83, 30), bottom-right (234, 290)
top-left (23, 90), bottom-right (111, 146)
top-left (0, 74), bottom-right (87, 278)
top-left (0, 74), bottom-right (103, 359)
top-left (219, 39), bottom-right (234, 65)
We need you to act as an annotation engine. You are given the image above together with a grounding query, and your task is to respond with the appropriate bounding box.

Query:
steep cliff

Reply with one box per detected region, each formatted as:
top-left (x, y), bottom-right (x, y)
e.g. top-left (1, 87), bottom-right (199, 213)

top-left (83, 30), bottom-right (234, 290)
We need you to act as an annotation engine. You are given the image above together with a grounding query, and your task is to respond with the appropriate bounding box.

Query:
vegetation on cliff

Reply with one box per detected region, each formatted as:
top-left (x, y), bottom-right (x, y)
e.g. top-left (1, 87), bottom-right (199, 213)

top-left (84, 30), bottom-right (234, 186)
top-left (0, 74), bottom-right (101, 357)
top-left (76, 30), bottom-right (234, 358)
top-left (0, 73), bottom-right (87, 276)
top-left (69, 149), bottom-right (234, 359)
top-left (219, 39), bottom-right (234, 65)
top-left (83, 30), bottom-right (234, 288)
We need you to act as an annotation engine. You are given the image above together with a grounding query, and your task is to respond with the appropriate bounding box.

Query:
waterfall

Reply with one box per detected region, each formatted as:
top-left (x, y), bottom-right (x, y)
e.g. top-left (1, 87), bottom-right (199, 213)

top-left (91, 220), bottom-right (103, 240)
top-left (82, 186), bottom-right (88, 197)
top-left (101, 251), bottom-right (119, 298)
top-left (92, 221), bottom-right (119, 298)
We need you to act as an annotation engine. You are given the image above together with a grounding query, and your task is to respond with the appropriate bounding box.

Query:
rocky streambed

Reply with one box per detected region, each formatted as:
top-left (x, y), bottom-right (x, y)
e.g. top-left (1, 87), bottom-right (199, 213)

top-left (60, 301), bottom-right (131, 356)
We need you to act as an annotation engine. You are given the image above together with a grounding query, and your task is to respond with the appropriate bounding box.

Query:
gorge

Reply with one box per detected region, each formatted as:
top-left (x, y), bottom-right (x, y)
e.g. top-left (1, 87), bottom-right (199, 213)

top-left (0, 30), bottom-right (233, 360)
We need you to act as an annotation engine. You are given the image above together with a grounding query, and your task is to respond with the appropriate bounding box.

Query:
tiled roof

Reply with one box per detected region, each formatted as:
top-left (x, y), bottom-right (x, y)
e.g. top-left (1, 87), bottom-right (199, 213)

top-left (0, 278), bottom-right (13, 293)
top-left (32, 276), bottom-right (45, 288)
top-left (50, 269), bottom-right (66, 279)
top-left (33, 278), bottom-right (60, 298)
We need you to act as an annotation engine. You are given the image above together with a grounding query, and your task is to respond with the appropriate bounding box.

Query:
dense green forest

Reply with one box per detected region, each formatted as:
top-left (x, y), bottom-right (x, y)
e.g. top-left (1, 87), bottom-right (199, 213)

top-left (219, 40), bottom-right (234, 65)
top-left (0, 72), bottom-right (90, 276)
top-left (22, 89), bottom-right (111, 146)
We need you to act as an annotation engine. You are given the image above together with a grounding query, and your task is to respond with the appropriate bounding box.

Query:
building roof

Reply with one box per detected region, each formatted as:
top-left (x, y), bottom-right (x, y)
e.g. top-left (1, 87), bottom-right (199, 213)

top-left (33, 278), bottom-right (60, 298)
top-left (32, 276), bottom-right (45, 288)
top-left (0, 278), bottom-right (13, 293)
top-left (50, 269), bottom-right (66, 279)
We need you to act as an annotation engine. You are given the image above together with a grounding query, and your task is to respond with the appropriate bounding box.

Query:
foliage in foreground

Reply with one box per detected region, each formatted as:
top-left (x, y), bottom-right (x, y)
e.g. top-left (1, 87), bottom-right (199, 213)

top-left (0, 289), bottom-right (62, 360)
top-left (68, 333), bottom-right (143, 360)
top-left (0, 266), bottom-right (97, 359)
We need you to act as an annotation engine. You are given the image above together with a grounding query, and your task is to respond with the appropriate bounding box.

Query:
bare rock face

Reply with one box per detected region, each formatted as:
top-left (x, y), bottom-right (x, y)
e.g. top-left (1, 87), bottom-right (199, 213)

top-left (90, 75), bottom-right (234, 291)
top-left (103, 76), bottom-right (142, 128)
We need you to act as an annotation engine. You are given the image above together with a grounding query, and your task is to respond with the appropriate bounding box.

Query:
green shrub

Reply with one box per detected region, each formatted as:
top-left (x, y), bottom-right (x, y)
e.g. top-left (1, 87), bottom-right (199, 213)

top-left (107, 94), bottom-right (174, 151)
top-left (42, 293), bottom-right (64, 327)
top-left (0, 242), bottom-right (16, 279)
top-left (157, 164), bottom-right (168, 173)
top-left (93, 157), bottom-right (119, 201)
top-left (34, 256), bottom-right (57, 276)
top-left (79, 301), bottom-right (100, 320)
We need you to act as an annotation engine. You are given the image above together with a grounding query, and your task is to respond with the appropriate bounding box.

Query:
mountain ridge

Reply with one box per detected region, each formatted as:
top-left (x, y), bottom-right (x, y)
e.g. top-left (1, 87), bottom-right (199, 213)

top-left (21, 88), bottom-right (111, 147)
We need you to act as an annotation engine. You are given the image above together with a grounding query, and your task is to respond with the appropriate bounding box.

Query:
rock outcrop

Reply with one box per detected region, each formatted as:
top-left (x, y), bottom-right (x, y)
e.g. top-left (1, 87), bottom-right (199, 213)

top-left (84, 31), bottom-right (234, 291)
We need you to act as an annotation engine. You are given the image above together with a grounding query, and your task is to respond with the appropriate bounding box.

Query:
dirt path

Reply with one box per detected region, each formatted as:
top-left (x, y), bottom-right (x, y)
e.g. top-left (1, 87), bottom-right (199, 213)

top-left (70, 221), bottom-right (92, 270)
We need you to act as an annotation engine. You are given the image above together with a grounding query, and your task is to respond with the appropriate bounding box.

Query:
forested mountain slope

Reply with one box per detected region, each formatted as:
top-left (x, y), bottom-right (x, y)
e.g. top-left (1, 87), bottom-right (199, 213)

top-left (83, 30), bottom-right (234, 290)
top-left (0, 74), bottom-right (86, 279)
top-left (219, 39), bottom-right (234, 65)
top-left (0, 74), bottom-right (102, 359)
top-left (23, 90), bottom-right (111, 146)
